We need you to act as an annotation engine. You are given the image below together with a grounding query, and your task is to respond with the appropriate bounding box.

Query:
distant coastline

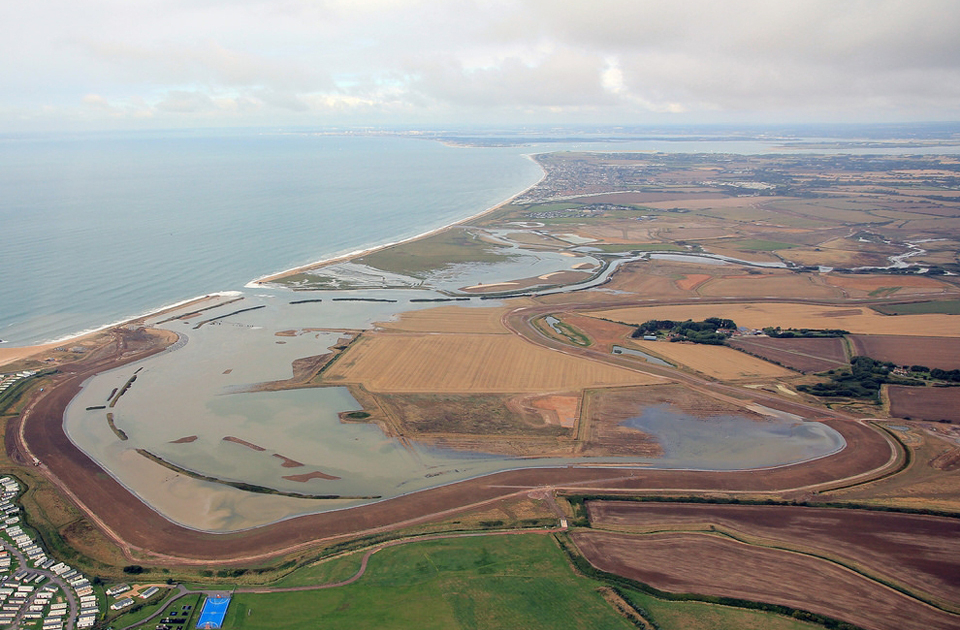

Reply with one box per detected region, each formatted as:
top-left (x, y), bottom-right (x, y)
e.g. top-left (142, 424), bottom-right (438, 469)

top-left (249, 152), bottom-right (546, 286)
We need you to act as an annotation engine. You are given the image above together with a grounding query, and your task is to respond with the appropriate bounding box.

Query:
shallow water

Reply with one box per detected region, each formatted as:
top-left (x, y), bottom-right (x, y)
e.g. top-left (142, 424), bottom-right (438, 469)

top-left (63, 292), bottom-right (845, 532)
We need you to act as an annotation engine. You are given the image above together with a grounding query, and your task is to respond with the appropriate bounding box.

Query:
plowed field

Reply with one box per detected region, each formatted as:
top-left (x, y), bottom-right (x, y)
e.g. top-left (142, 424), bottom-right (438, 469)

top-left (573, 531), bottom-right (960, 630)
top-left (323, 332), bottom-right (663, 392)
top-left (585, 501), bottom-right (960, 606)
top-left (889, 385), bottom-right (960, 422)
top-left (590, 302), bottom-right (960, 337)
top-left (850, 335), bottom-right (960, 370)
top-left (729, 337), bottom-right (847, 373)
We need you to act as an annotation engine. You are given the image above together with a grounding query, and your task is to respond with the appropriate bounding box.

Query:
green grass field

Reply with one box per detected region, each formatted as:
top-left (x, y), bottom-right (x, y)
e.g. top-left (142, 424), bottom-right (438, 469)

top-left (721, 239), bottom-right (800, 251)
top-left (222, 535), bottom-right (635, 630)
top-left (621, 590), bottom-right (826, 630)
top-left (871, 300), bottom-right (960, 315)
top-left (589, 243), bottom-right (684, 253)
top-left (357, 229), bottom-right (516, 276)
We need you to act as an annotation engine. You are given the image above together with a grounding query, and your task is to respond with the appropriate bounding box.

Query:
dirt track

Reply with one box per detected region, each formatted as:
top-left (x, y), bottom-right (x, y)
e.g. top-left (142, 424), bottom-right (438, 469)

top-left (8, 301), bottom-right (900, 564)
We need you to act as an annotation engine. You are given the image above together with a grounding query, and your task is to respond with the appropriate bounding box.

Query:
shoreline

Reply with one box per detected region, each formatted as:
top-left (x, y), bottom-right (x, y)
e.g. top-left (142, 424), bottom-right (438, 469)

top-left (0, 292), bottom-right (241, 368)
top-left (249, 152), bottom-right (546, 285)
top-left (3, 151), bottom-right (546, 368)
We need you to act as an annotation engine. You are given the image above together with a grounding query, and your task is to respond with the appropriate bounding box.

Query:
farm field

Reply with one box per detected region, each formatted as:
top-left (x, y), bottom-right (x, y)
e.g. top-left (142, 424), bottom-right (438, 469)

top-left (590, 302), bottom-right (960, 337)
top-left (375, 305), bottom-right (514, 334)
top-left (820, 424), bottom-right (960, 513)
top-left (824, 274), bottom-right (958, 299)
top-left (222, 534), bottom-right (636, 630)
top-left (323, 332), bottom-right (663, 392)
top-left (572, 530), bottom-right (960, 630)
top-left (728, 337), bottom-right (847, 373)
top-left (888, 385), bottom-right (960, 422)
top-left (585, 501), bottom-right (960, 607)
top-left (619, 589), bottom-right (825, 630)
top-left (621, 339), bottom-right (795, 380)
top-left (695, 274), bottom-right (840, 300)
top-left (850, 335), bottom-right (960, 370)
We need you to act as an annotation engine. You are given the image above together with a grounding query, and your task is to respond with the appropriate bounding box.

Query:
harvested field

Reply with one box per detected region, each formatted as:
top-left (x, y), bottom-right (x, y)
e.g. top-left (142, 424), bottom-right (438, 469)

top-left (572, 531), bottom-right (960, 630)
top-left (698, 245), bottom-right (783, 264)
top-left (586, 502), bottom-right (960, 607)
top-left (850, 335), bottom-right (960, 369)
top-left (696, 274), bottom-right (841, 300)
top-left (591, 302), bottom-right (960, 337)
top-left (375, 305), bottom-right (513, 334)
top-left (675, 273), bottom-right (711, 291)
top-left (782, 246), bottom-right (882, 268)
top-left (323, 332), bottom-right (662, 393)
top-left (889, 386), bottom-right (960, 422)
top-left (601, 262), bottom-right (718, 299)
top-left (623, 340), bottom-right (794, 380)
top-left (825, 274), bottom-right (956, 296)
top-left (729, 337), bottom-right (847, 373)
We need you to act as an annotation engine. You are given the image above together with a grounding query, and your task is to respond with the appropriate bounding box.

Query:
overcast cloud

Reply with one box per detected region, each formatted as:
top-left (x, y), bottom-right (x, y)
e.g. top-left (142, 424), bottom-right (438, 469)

top-left (2, 0), bottom-right (959, 130)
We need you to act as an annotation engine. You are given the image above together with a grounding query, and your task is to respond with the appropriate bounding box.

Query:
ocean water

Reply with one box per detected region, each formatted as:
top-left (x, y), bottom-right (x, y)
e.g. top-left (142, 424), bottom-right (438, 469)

top-left (0, 131), bottom-right (542, 345)
top-left (5, 130), bottom-right (958, 347)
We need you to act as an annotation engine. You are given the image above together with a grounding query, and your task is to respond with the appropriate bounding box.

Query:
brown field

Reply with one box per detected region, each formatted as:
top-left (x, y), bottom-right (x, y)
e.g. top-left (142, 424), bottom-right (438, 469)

top-left (889, 386), bottom-right (960, 422)
top-left (373, 392), bottom-right (572, 439)
top-left (698, 245), bottom-right (783, 264)
top-left (827, 274), bottom-right (955, 292)
top-left (375, 305), bottom-right (513, 334)
top-left (675, 273), bottom-right (711, 291)
top-left (558, 314), bottom-right (636, 352)
top-left (590, 302), bottom-right (960, 337)
top-left (782, 246), bottom-right (884, 268)
top-left (728, 337), bottom-right (847, 373)
top-left (322, 332), bottom-right (663, 393)
top-left (525, 393), bottom-right (580, 428)
top-left (572, 531), bottom-right (960, 630)
top-left (583, 384), bottom-right (765, 426)
top-left (622, 340), bottom-right (794, 380)
top-left (850, 335), bottom-right (960, 369)
top-left (821, 425), bottom-right (960, 513)
top-left (696, 274), bottom-right (841, 299)
top-left (585, 501), bottom-right (960, 607)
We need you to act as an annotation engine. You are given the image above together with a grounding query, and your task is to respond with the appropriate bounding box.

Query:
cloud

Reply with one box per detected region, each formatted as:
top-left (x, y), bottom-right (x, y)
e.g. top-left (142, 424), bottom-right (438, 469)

top-left (2, 0), bottom-right (959, 128)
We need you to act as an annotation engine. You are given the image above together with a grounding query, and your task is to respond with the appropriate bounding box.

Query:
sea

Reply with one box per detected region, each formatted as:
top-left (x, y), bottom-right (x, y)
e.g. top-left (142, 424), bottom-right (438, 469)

top-left (0, 131), bottom-right (546, 346)
top-left (3, 128), bottom-right (960, 347)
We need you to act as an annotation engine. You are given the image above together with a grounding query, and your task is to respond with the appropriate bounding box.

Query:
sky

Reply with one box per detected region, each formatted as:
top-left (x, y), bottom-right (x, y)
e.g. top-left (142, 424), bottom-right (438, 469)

top-left (2, 0), bottom-right (960, 131)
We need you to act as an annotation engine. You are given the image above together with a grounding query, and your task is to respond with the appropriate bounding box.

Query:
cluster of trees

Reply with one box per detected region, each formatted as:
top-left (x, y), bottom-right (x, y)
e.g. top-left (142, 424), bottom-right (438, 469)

top-left (632, 317), bottom-right (737, 346)
top-left (798, 356), bottom-right (921, 401)
top-left (762, 327), bottom-right (849, 338)
top-left (908, 365), bottom-right (960, 382)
